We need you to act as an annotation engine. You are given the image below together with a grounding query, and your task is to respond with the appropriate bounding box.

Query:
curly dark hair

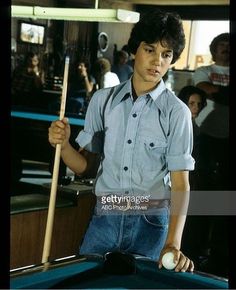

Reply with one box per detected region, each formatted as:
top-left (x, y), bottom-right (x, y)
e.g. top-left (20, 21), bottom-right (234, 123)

top-left (178, 85), bottom-right (207, 111)
top-left (127, 9), bottom-right (185, 64)
top-left (209, 33), bottom-right (229, 62)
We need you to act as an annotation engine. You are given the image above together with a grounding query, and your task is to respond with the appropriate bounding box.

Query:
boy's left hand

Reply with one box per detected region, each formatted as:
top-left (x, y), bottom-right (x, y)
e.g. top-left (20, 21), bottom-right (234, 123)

top-left (158, 246), bottom-right (194, 272)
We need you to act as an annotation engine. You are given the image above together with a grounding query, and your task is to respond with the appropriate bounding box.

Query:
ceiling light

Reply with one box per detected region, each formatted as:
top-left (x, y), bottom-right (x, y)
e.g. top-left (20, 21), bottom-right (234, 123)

top-left (11, 5), bottom-right (140, 23)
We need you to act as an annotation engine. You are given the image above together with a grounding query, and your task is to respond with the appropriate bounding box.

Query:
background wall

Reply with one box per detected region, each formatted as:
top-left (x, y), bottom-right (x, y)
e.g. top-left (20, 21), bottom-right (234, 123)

top-left (97, 22), bottom-right (134, 62)
top-left (11, 0), bottom-right (135, 75)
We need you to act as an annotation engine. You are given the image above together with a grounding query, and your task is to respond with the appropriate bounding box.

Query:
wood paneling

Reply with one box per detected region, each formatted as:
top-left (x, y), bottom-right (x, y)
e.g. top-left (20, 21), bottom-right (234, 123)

top-left (10, 193), bottom-right (96, 269)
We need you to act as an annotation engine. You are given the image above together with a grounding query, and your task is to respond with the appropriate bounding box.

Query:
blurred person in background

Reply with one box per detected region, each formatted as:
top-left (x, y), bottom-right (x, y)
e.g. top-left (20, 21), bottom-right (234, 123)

top-left (12, 52), bottom-right (45, 109)
top-left (177, 85), bottom-right (207, 189)
top-left (193, 32), bottom-right (229, 190)
top-left (67, 57), bottom-right (96, 114)
top-left (111, 50), bottom-right (133, 83)
top-left (92, 57), bottom-right (120, 90)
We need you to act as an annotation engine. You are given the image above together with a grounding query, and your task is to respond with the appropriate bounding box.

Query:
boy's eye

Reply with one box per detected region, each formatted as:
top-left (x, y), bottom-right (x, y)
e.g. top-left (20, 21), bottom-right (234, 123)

top-left (163, 52), bottom-right (173, 58)
top-left (144, 47), bottom-right (154, 53)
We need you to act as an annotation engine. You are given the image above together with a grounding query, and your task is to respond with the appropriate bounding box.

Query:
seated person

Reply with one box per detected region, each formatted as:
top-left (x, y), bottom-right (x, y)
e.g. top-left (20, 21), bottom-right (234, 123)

top-left (12, 52), bottom-right (45, 109)
top-left (178, 85), bottom-right (207, 136)
top-left (177, 85), bottom-right (207, 189)
top-left (92, 57), bottom-right (120, 90)
top-left (67, 57), bottom-right (96, 114)
top-left (111, 50), bottom-right (133, 83)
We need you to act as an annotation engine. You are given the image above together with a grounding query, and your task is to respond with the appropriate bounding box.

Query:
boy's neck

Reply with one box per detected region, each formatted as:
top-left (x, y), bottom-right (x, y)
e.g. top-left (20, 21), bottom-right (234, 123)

top-left (131, 77), bottom-right (161, 99)
top-left (131, 82), bottom-right (138, 101)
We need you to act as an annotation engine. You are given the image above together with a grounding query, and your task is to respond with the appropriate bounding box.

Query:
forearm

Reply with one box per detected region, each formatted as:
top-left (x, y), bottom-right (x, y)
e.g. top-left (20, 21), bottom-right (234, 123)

top-left (60, 143), bottom-right (87, 175)
top-left (159, 171), bottom-right (194, 272)
top-left (165, 194), bottom-right (189, 249)
top-left (196, 82), bottom-right (218, 97)
top-left (196, 82), bottom-right (229, 105)
top-left (165, 171), bottom-right (190, 249)
top-left (84, 76), bottom-right (93, 93)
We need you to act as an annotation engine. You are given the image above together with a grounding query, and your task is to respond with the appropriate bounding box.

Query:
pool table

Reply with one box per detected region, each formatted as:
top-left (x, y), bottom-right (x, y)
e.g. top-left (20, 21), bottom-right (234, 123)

top-left (11, 111), bottom-right (85, 126)
top-left (11, 110), bottom-right (85, 181)
top-left (10, 255), bottom-right (228, 289)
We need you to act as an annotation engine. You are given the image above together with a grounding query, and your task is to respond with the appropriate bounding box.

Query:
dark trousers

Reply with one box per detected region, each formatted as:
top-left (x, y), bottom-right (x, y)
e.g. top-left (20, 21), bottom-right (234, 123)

top-left (196, 133), bottom-right (229, 190)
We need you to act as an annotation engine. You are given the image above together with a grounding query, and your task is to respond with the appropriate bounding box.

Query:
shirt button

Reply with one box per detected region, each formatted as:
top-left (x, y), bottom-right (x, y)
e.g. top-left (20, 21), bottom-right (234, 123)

top-left (150, 142), bottom-right (154, 147)
top-left (124, 166), bottom-right (128, 171)
top-left (132, 113), bottom-right (137, 118)
top-left (127, 139), bottom-right (132, 144)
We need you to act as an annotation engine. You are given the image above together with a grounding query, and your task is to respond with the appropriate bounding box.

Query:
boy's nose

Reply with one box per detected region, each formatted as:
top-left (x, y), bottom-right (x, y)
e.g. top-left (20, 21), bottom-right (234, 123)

top-left (153, 54), bottom-right (161, 65)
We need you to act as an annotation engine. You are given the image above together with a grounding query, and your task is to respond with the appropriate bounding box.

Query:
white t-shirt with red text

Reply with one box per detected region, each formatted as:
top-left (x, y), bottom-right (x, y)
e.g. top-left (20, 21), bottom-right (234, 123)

top-left (193, 64), bottom-right (229, 138)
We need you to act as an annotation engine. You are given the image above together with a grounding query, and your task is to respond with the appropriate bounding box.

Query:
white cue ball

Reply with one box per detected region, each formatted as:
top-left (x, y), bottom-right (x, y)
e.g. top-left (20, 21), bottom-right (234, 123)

top-left (162, 252), bottom-right (177, 270)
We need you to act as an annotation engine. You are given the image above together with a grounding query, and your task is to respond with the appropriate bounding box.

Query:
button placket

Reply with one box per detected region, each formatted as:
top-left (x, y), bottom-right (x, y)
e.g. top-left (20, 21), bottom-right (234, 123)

top-left (120, 98), bottom-right (147, 190)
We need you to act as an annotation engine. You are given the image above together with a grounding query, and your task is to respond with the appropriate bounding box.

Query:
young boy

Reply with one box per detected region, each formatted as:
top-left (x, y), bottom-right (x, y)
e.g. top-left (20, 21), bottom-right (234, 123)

top-left (48, 9), bottom-right (194, 272)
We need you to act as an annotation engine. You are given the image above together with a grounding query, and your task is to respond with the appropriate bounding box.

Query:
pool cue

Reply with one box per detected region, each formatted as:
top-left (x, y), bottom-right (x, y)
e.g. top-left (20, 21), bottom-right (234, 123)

top-left (41, 56), bottom-right (70, 265)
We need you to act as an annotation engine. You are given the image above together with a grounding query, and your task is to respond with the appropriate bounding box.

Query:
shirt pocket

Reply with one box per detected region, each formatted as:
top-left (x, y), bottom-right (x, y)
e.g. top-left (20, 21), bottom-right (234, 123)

top-left (136, 136), bottom-right (167, 171)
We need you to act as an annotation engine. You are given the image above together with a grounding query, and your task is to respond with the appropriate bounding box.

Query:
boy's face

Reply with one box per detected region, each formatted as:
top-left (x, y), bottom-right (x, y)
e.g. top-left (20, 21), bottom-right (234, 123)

top-left (133, 41), bottom-right (173, 86)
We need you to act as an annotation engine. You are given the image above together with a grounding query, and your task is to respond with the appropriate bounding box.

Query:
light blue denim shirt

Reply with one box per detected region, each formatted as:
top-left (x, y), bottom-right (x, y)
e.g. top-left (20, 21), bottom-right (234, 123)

top-left (76, 79), bottom-right (194, 199)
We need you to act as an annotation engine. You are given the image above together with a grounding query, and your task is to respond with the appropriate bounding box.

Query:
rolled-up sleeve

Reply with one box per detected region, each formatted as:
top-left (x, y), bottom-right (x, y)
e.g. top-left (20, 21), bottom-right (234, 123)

top-left (76, 130), bottom-right (104, 153)
top-left (75, 90), bottom-right (105, 153)
top-left (167, 153), bottom-right (195, 171)
top-left (166, 105), bottom-right (195, 171)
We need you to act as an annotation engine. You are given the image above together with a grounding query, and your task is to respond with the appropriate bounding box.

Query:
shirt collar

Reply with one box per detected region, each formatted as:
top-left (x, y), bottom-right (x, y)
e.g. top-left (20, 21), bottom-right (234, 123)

top-left (149, 79), bottom-right (170, 115)
top-left (110, 79), bottom-right (132, 110)
top-left (110, 78), bottom-right (167, 110)
top-left (147, 79), bottom-right (167, 101)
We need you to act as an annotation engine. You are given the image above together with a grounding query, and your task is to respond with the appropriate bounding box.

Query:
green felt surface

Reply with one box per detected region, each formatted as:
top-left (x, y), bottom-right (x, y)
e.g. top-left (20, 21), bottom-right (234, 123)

top-left (11, 194), bottom-right (74, 214)
top-left (10, 257), bottom-right (228, 289)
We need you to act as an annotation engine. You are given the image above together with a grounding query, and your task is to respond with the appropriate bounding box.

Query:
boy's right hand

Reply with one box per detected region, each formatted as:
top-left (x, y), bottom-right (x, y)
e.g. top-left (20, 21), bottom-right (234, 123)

top-left (48, 117), bottom-right (71, 150)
